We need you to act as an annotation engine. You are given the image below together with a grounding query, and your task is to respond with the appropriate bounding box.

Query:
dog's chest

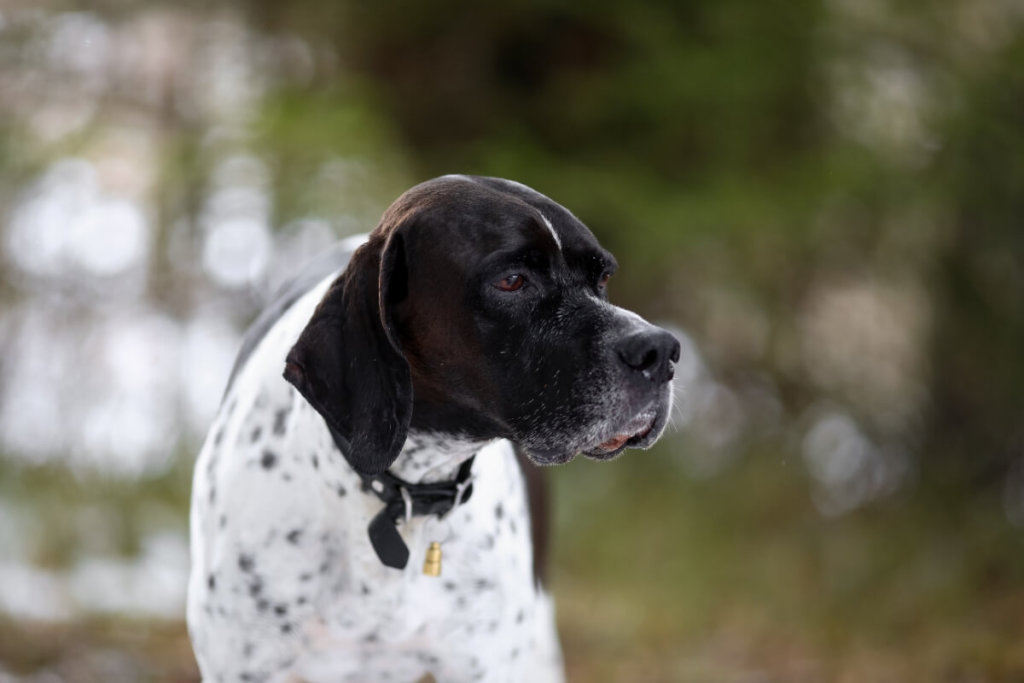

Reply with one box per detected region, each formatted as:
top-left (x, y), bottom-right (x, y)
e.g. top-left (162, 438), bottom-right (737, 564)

top-left (292, 441), bottom-right (542, 679)
top-left (190, 388), bottom-right (548, 681)
top-left (187, 272), bottom-right (561, 681)
top-left (305, 434), bottom-right (538, 634)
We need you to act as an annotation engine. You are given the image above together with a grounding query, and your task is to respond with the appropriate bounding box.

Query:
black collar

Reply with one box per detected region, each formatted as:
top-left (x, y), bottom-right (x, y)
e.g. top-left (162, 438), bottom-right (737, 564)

top-left (330, 428), bottom-right (476, 569)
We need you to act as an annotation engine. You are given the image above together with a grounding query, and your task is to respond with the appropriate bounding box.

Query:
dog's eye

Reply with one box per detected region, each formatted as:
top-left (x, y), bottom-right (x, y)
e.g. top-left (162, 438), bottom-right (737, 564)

top-left (495, 274), bottom-right (526, 292)
top-left (598, 272), bottom-right (612, 288)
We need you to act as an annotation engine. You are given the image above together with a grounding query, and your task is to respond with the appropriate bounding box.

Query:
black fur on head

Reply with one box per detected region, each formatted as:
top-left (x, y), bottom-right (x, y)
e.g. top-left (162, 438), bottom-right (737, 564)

top-left (284, 174), bottom-right (679, 474)
top-left (283, 218), bottom-right (412, 476)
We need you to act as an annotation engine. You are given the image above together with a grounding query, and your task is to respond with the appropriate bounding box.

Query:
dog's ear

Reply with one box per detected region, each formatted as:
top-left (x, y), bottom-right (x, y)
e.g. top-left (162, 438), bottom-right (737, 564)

top-left (283, 229), bottom-right (412, 476)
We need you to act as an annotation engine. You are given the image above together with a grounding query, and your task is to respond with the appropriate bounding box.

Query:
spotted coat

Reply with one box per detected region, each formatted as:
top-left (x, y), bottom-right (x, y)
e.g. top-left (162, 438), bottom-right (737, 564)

top-left (188, 175), bottom-right (680, 683)
top-left (188, 263), bottom-right (564, 683)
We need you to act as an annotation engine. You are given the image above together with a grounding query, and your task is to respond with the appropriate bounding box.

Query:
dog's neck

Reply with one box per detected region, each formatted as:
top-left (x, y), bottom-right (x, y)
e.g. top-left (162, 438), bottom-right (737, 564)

top-left (387, 431), bottom-right (490, 484)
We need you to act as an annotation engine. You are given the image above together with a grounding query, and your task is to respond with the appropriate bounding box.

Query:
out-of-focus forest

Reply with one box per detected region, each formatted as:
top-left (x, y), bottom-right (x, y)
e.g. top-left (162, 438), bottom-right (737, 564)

top-left (1, 0), bottom-right (1022, 681)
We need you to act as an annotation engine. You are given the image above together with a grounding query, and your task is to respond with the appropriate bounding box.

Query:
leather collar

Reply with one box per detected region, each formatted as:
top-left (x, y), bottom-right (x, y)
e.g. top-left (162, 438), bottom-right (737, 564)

top-left (331, 428), bottom-right (476, 569)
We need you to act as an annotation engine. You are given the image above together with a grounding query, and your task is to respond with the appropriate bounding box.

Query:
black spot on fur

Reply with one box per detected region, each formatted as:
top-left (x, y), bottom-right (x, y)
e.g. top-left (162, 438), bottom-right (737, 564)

top-left (311, 454), bottom-right (319, 469)
top-left (296, 596), bottom-right (307, 605)
top-left (516, 609), bottom-right (524, 624)
top-left (261, 451), bottom-right (278, 470)
top-left (273, 407), bottom-right (289, 435)
top-left (242, 641), bottom-right (254, 657)
top-left (495, 503), bottom-right (504, 520)
top-left (250, 426), bottom-right (262, 443)
top-left (361, 583), bottom-right (371, 596)
top-left (213, 426), bottom-right (225, 446)
top-left (257, 598), bottom-right (269, 612)
top-left (238, 553), bottom-right (254, 572)
top-left (286, 529), bottom-right (302, 544)
top-left (299, 572), bottom-right (313, 582)
top-left (219, 514), bottom-right (228, 529)
top-left (248, 577), bottom-right (263, 597)
top-left (282, 472), bottom-right (292, 482)
top-left (443, 581), bottom-right (457, 592)
top-left (336, 485), bottom-right (347, 497)
top-left (274, 603), bottom-right (288, 617)
top-left (207, 573), bottom-right (216, 591)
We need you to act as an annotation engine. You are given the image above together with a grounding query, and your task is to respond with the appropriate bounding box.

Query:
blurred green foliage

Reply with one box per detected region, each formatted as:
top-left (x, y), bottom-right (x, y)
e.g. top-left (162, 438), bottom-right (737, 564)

top-left (1, 0), bottom-right (1023, 680)
top-left (928, 31), bottom-right (1024, 485)
top-left (553, 442), bottom-right (1024, 681)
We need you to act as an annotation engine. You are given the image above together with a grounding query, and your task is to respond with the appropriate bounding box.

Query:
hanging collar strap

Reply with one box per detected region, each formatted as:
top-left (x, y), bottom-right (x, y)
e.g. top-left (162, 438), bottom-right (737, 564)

top-left (360, 455), bottom-right (476, 570)
top-left (327, 427), bottom-right (476, 569)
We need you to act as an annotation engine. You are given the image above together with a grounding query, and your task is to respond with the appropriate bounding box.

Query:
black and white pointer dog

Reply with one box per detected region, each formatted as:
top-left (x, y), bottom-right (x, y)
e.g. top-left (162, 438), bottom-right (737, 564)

top-left (187, 175), bottom-right (680, 682)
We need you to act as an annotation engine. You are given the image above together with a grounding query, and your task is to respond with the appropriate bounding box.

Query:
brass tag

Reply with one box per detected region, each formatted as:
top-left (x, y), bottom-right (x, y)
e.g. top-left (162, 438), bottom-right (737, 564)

top-left (422, 542), bottom-right (442, 577)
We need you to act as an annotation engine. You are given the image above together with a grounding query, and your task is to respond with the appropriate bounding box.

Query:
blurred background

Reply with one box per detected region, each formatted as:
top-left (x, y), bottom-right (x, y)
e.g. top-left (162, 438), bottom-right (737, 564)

top-left (1, 0), bottom-right (1023, 680)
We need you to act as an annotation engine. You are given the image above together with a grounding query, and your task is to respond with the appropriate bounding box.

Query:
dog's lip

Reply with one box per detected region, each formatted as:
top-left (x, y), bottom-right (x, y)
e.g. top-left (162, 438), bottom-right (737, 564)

top-left (592, 410), bottom-right (658, 454)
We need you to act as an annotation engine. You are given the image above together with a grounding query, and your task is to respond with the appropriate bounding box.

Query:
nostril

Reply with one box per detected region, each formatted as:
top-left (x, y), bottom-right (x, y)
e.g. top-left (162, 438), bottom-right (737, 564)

top-left (617, 328), bottom-right (679, 383)
top-left (618, 339), bottom-right (659, 372)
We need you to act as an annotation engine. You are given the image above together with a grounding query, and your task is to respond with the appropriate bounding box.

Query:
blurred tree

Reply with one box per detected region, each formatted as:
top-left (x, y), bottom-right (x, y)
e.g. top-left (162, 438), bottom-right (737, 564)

top-left (242, 0), bottom-right (831, 337)
top-left (243, 0), bottom-right (825, 211)
top-left (928, 34), bottom-right (1024, 487)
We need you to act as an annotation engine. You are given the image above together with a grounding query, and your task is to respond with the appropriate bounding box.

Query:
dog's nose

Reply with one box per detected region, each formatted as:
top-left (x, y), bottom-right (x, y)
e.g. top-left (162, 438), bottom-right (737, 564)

top-left (616, 327), bottom-right (680, 384)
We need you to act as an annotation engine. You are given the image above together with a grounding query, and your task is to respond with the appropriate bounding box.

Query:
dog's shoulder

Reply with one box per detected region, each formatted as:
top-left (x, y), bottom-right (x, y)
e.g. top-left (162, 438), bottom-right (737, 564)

top-left (189, 237), bottom-right (365, 619)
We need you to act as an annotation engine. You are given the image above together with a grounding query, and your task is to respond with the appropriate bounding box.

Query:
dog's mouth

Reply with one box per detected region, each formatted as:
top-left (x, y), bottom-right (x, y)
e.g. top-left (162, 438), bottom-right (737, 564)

top-left (587, 410), bottom-right (658, 456)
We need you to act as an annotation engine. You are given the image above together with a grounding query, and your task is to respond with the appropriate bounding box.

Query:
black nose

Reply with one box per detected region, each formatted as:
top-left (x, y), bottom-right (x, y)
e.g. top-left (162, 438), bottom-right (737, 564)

top-left (616, 328), bottom-right (680, 384)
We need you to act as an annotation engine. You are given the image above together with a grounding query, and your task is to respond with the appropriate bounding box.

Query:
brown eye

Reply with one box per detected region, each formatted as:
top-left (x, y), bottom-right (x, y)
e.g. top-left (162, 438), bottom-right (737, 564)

top-left (496, 274), bottom-right (525, 292)
top-left (598, 272), bottom-right (612, 288)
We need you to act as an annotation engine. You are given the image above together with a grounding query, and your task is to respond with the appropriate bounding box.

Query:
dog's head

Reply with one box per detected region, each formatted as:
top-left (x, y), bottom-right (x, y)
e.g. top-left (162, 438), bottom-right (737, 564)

top-left (284, 175), bottom-right (679, 475)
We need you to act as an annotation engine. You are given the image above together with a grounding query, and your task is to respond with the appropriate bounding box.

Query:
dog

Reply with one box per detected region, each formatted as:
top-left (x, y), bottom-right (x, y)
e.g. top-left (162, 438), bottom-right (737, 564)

top-left (187, 175), bottom-right (680, 682)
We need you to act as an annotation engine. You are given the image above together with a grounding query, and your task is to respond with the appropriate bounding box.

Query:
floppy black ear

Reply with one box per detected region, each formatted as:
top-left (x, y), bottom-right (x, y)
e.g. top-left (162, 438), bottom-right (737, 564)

top-left (283, 231), bottom-right (412, 476)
